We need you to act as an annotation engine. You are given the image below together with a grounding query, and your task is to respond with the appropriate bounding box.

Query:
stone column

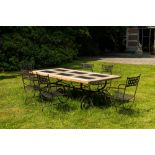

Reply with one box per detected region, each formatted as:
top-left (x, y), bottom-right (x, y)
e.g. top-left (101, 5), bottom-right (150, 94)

top-left (154, 30), bottom-right (155, 53)
top-left (126, 27), bottom-right (139, 52)
top-left (151, 29), bottom-right (155, 55)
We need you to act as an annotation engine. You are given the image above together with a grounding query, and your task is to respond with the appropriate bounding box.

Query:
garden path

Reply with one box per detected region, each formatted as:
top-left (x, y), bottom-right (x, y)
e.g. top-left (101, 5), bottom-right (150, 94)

top-left (87, 53), bottom-right (155, 65)
top-left (99, 57), bottom-right (155, 65)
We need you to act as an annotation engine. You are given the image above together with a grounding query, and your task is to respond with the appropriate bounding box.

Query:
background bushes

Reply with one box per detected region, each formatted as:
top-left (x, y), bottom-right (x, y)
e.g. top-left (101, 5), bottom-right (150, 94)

top-left (0, 26), bottom-right (126, 71)
top-left (0, 27), bottom-right (83, 70)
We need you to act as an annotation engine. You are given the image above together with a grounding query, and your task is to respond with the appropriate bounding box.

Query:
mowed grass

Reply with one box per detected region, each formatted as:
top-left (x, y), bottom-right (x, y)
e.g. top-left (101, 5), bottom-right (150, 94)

top-left (1, 59), bottom-right (155, 128)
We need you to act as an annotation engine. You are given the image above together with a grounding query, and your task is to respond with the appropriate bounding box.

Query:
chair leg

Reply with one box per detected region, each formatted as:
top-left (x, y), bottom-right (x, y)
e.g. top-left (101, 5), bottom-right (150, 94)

top-left (24, 95), bottom-right (28, 104)
top-left (33, 91), bottom-right (36, 97)
top-left (39, 94), bottom-right (45, 112)
top-left (24, 89), bottom-right (31, 104)
top-left (133, 97), bottom-right (136, 103)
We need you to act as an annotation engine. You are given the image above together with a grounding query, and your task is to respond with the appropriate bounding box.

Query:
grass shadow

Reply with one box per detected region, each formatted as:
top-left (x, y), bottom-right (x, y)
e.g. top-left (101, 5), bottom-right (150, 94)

top-left (66, 88), bottom-right (112, 109)
top-left (56, 103), bottom-right (77, 112)
top-left (118, 107), bottom-right (140, 116)
top-left (0, 75), bottom-right (20, 80)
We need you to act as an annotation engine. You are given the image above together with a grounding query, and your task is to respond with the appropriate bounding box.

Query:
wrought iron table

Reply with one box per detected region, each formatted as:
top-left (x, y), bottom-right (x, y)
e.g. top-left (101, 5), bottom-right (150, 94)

top-left (32, 68), bottom-right (121, 108)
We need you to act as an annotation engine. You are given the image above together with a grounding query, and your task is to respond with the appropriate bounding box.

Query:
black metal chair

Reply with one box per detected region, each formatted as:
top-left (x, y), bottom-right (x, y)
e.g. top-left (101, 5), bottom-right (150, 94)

top-left (20, 61), bottom-right (39, 93)
top-left (101, 64), bottom-right (113, 74)
top-left (80, 63), bottom-right (94, 90)
top-left (81, 63), bottom-right (94, 72)
top-left (21, 71), bottom-right (40, 92)
top-left (37, 74), bottom-right (68, 107)
top-left (21, 70), bottom-right (40, 104)
top-left (20, 61), bottom-right (34, 72)
top-left (109, 75), bottom-right (141, 104)
top-left (93, 65), bottom-right (114, 92)
top-left (20, 61), bottom-right (36, 90)
top-left (100, 64), bottom-right (114, 88)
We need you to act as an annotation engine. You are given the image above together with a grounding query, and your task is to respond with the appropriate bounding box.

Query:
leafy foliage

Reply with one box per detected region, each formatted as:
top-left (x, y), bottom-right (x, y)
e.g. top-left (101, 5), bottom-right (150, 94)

top-left (0, 27), bottom-right (89, 70)
top-left (0, 26), bottom-right (126, 71)
top-left (87, 27), bottom-right (126, 55)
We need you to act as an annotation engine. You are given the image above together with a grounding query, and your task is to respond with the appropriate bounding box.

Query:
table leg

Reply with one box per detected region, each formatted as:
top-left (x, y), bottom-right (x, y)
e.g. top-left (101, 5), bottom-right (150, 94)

top-left (97, 80), bottom-right (107, 92)
top-left (80, 83), bottom-right (83, 90)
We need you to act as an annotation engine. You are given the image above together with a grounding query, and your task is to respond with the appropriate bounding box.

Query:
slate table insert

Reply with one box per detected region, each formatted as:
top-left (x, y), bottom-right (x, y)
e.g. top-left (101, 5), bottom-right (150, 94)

top-left (75, 76), bottom-right (95, 80)
top-left (41, 70), bottom-right (56, 73)
top-left (57, 73), bottom-right (74, 76)
top-left (89, 74), bottom-right (108, 78)
top-left (54, 69), bottom-right (68, 72)
top-left (70, 71), bottom-right (87, 75)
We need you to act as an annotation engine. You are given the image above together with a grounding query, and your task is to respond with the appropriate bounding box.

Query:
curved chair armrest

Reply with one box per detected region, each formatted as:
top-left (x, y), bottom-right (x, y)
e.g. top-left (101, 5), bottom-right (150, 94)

top-left (106, 86), bottom-right (118, 90)
top-left (58, 81), bottom-right (71, 87)
top-left (39, 85), bottom-right (49, 92)
top-left (118, 84), bottom-right (126, 89)
top-left (50, 79), bottom-right (64, 87)
top-left (106, 84), bottom-right (126, 91)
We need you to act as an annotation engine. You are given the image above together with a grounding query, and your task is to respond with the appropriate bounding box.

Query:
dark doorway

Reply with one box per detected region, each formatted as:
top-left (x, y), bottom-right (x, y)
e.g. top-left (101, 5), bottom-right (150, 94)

top-left (139, 28), bottom-right (154, 53)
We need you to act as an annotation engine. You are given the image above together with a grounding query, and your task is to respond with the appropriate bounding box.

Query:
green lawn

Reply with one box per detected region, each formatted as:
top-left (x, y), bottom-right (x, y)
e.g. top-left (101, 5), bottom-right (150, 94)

top-left (1, 59), bottom-right (155, 128)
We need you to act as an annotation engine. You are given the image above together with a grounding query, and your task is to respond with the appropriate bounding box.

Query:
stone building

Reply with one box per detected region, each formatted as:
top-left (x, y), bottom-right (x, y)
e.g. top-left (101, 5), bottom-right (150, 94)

top-left (126, 26), bottom-right (155, 55)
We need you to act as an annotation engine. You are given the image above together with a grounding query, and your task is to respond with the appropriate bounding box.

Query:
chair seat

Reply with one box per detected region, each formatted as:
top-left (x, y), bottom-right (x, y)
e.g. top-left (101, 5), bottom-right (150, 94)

top-left (108, 75), bottom-right (141, 104)
top-left (23, 75), bottom-right (30, 80)
top-left (41, 90), bottom-right (63, 100)
top-left (33, 85), bottom-right (40, 91)
top-left (25, 85), bottom-right (40, 91)
top-left (30, 76), bottom-right (38, 81)
top-left (25, 85), bottom-right (33, 90)
top-left (93, 80), bottom-right (111, 85)
top-left (113, 91), bottom-right (134, 102)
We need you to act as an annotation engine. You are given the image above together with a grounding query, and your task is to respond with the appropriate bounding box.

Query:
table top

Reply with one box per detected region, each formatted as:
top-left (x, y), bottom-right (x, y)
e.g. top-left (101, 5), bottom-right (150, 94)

top-left (32, 68), bottom-right (121, 84)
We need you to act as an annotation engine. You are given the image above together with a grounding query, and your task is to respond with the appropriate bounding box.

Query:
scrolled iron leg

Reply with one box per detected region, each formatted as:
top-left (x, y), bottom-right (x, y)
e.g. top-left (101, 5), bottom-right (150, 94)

top-left (80, 95), bottom-right (93, 109)
top-left (56, 87), bottom-right (69, 104)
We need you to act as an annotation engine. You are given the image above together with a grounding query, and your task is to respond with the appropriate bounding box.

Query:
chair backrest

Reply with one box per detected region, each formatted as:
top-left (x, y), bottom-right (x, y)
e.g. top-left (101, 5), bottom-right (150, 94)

top-left (21, 70), bottom-right (38, 88)
top-left (37, 74), bottom-right (50, 85)
top-left (21, 69), bottom-right (30, 80)
top-left (123, 75), bottom-right (141, 102)
top-left (21, 69), bottom-right (32, 90)
top-left (81, 63), bottom-right (94, 72)
top-left (37, 74), bottom-right (52, 93)
top-left (126, 75), bottom-right (141, 87)
top-left (29, 72), bottom-right (38, 84)
top-left (101, 65), bottom-right (113, 74)
top-left (20, 61), bottom-right (34, 72)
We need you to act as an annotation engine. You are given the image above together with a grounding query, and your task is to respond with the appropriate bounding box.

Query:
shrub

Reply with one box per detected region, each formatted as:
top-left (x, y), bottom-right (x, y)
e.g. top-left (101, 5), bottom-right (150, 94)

top-left (0, 27), bottom-right (84, 70)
